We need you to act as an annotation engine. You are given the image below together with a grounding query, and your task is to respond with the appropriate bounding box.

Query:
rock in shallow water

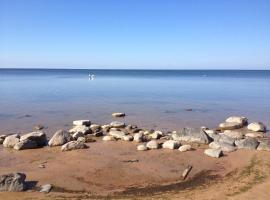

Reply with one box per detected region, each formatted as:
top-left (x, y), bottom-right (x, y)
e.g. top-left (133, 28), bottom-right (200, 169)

top-left (3, 134), bottom-right (20, 148)
top-left (172, 128), bottom-right (211, 144)
top-left (0, 173), bottom-right (26, 192)
top-left (204, 149), bottom-right (223, 158)
top-left (247, 122), bottom-right (266, 132)
top-left (61, 141), bottom-right (87, 151)
top-left (162, 140), bottom-right (180, 149)
top-left (48, 129), bottom-right (71, 147)
top-left (235, 138), bottom-right (259, 150)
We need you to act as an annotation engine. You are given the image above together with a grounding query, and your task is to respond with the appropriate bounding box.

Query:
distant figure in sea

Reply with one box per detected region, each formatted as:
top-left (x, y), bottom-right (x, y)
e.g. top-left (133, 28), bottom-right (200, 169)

top-left (89, 74), bottom-right (95, 80)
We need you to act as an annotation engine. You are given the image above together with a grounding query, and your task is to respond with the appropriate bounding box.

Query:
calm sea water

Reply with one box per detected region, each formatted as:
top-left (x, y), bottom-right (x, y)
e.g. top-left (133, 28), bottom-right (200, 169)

top-left (0, 69), bottom-right (270, 135)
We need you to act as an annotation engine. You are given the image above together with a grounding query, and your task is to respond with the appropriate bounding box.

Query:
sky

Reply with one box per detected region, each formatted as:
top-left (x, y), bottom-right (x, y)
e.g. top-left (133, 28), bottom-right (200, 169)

top-left (0, 0), bottom-right (270, 69)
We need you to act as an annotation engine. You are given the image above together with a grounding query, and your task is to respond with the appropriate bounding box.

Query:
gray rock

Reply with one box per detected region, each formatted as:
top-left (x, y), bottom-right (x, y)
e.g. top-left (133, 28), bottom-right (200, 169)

top-left (61, 141), bottom-right (87, 151)
top-left (257, 140), bottom-right (270, 151)
top-left (134, 132), bottom-right (145, 142)
top-left (90, 124), bottom-right (101, 132)
top-left (0, 173), bottom-right (26, 192)
top-left (247, 122), bottom-right (266, 132)
top-left (72, 131), bottom-right (84, 140)
top-left (146, 140), bottom-right (159, 149)
top-left (3, 134), bottom-right (20, 148)
top-left (48, 130), bottom-right (71, 147)
top-left (209, 141), bottom-right (236, 152)
top-left (109, 130), bottom-right (127, 139)
top-left (204, 130), bottom-right (220, 141)
top-left (112, 112), bottom-right (125, 117)
top-left (221, 130), bottom-right (244, 139)
top-left (69, 125), bottom-right (91, 135)
top-left (204, 149), bottom-right (223, 158)
top-left (178, 144), bottom-right (192, 152)
top-left (73, 120), bottom-right (91, 127)
top-left (101, 124), bottom-right (111, 132)
top-left (110, 121), bottom-right (125, 128)
top-left (77, 137), bottom-right (86, 143)
top-left (40, 184), bottom-right (52, 193)
top-left (172, 128), bottom-right (211, 144)
top-left (235, 138), bottom-right (259, 150)
top-left (14, 139), bottom-right (38, 150)
top-left (245, 132), bottom-right (265, 138)
top-left (219, 122), bottom-right (242, 130)
top-left (225, 116), bottom-right (248, 126)
top-left (20, 131), bottom-right (47, 147)
top-left (93, 131), bottom-right (104, 137)
top-left (137, 144), bottom-right (148, 151)
top-left (162, 140), bottom-right (180, 149)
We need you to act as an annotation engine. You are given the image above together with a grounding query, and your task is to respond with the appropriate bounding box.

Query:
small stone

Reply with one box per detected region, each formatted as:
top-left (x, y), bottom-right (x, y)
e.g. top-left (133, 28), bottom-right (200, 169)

top-left (101, 124), bottom-right (110, 132)
top-left (69, 125), bottom-right (91, 135)
top-left (235, 138), bottom-right (259, 150)
top-left (204, 149), bottom-right (223, 158)
top-left (38, 164), bottom-right (45, 168)
top-left (178, 144), bottom-right (192, 152)
top-left (73, 120), bottom-right (91, 127)
top-left (146, 140), bottom-right (159, 149)
top-left (84, 135), bottom-right (96, 143)
top-left (162, 140), bottom-right (180, 149)
top-left (77, 137), bottom-right (86, 143)
top-left (137, 144), bottom-right (148, 151)
top-left (247, 122), bottom-right (266, 132)
top-left (209, 141), bottom-right (236, 152)
top-left (61, 141), bottom-right (87, 151)
top-left (90, 124), bottom-right (101, 132)
top-left (40, 184), bottom-right (52, 193)
top-left (149, 131), bottom-right (163, 139)
top-left (112, 112), bottom-right (125, 117)
top-left (110, 121), bottom-right (125, 128)
top-left (109, 130), bottom-right (127, 139)
top-left (102, 136), bottom-right (116, 141)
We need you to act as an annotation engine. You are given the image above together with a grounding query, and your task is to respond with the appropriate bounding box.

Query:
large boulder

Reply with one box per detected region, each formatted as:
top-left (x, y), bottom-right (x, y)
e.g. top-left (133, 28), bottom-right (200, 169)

top-left (0, 173), bottom-right (26, 191)
top-left (3, 134), bottom-right (20, 148)
top-left (225, 116), bottom-right (247, 126)
top-left (110, 121), bottom-right (125, 128)
top-left (204, 149), bottom-right (223, 158)
top-left (20, 131), bottom-right (47, 147)
top-left (235, 138), bottom-right (259, 150)
top-left (14, 139), bottom-right (38, 150)
top-left (73, 120), bottom-right (91, 127)
top-left (172, 128), bottom-right (211, 144)
top-left (146, 140), bottom-right (159, 149)
top-left (257, 140), bottom-right (270, 151)
top-left (162, 140), bottom-right (180, 150)
top-left (61, 141), bottom-right (87, 151)
top-left (48, 130), bottom-right (71, 147)
top-left (247, 122), bottom-right (266, 132)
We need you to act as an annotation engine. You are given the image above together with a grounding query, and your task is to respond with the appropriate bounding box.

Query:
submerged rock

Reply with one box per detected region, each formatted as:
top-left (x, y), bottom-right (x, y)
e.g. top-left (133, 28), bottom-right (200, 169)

top-left (137, 144), bottom-right (148, 151)
top-left (172, 128), bottom-right (211, 144)
top-left (235, 138), bottom-right (259, 150)
top-left (162, 140), bottom-right (180, 149)
top-left (204, 149), bottom-right (223, 158)
top-left (14, 139), bottom-right (38, 150)
top-left (61, 141), bottom-right (87, 151)
top-left (48, 130), bottom-right (71, 147)
top-left (0, 173), bottom-right (26, 192)
top-left (146, 140), bottom-right (159, 149)
top-left (178, 144), bottom-right (192, 152)
top-left (73, 120), bottom-right (91, 127)
top-left (112, 113), bottom-right (125, 117)
top-left (20, 131), bottom-right (47, 147)
top-left (247, 122), bottom-right (266, 132)
top-left (3, 134), bottom-right (20, 148)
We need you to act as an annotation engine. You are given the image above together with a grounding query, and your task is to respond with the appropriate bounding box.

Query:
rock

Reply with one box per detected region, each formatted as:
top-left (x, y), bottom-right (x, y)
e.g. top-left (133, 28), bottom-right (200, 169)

top-left (48, 130), bottom-right (71, 147)
top-left (172, 128), bottom-right (211, 144)
top-left (137, 144), bottom-right (148, 151)
top-left (122, 135), bottom-right (134, 141)
top-left (72, 131), bottom-right (85, 140)
top-left (110, 121), bottom-right (125, 128)
top-left (235, 138), bottom-right (259, 150)
top-left (257, 140), bottom-right (270, 151)
top-left (61, 141), bottom-right (87, 151)
top-left (73, 120), bottom-right (91, 127)
top-left (77, 137), bottom-right (86, 143)
top-left (93, 131), bottom-right (104, 137)
top-left (149, 131), bottom-right (163, 139)
top-left (219, 122), bottom-right (242, 130)
top-left (102, 136), bottom-right (116, 141)
top-left (109, 130), bottom-right (127, 139)
top-left (204, 130), bottom-right (220, 141)
top-left (209, 141), bottom-right (236, 152)
top-left (112, 112), bottom-right (125, 117)
top-left (204, 149), bottom-right (223, 158)
top-left (225, 116), bottom-right (248, 126)
top-left (69, 125), bottom-right (91, 135)
top-left (0, 135), bottom-right (7, 144)
top-left (34, 124), bottom-right (44, 130)
top-left (221, 130), bottom-right (244, 139)
top-left (178, 144), bottom-right (192, 152)
top-left (245, 132), bottom-right (265, 138)
top-left (0, 173), bottom-right (26, 191)
top-left (162, 140), bottom-right (180, 150)
top-left (3, 134), bottom-right (20, 148)
top-left (134, 132), bottom-right (145, 142)
top-left (20, 131), bottom-right (47, 147)
top-left (90, 124), bottom-right (101, 132)
top-left (40, 184), bottom-right (52, 193)
top-left (14, 139), bottom-right (38, 150)
top-left (101, 124), bottom-right (110, 132)
top-left (146, 140), bottom-right (159, 149)
top-left (216, 134), bottom-right (235, 146)
top-left (84, 135), bottom-right (96, 143)
top-left (247, 122), bottom-right (266, 132)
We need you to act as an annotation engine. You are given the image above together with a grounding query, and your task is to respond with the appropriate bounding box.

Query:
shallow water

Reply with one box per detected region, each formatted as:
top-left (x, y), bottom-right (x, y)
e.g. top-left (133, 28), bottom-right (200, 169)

top-left (0, 69), bottom-right (270, 135)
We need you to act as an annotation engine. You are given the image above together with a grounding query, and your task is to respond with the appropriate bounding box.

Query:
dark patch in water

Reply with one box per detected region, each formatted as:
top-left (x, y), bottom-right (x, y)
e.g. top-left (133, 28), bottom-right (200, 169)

top-left (17, 114), bottom-right (32, 119)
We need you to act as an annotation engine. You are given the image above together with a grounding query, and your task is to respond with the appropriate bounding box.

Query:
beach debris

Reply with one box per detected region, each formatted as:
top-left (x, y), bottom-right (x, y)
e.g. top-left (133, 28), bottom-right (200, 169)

top-left (204, 149), bottom-right (223, 158)
top-left (178, 144), bottom-right (192, 152)
top-left (73, 120), bottom-right (91, 127)
top-left (48, 129), bottom-right (71, 147)
top-left (146, 140), bottom-right (159, 149)
top-left (137, 144), bottom-right (148, 151)
top-left (0, 173), bottom-right (27, 192)
top-left (17, 114), bottom-right (32, 119)
top-left (112, 112), bottom-right (126, 117)
top-left (40, 184), bottom-right (52, 193)
top-left (110, 121), bottom-right (125, 128)
top-left (61, 141), bottom-right (87, 151)
top-left (247, 122), bottom-right (266, 132)
top-left (172, 128), bottom-right (211, 144)
top-left (3, 134), bottom-right (20, 148)
top-left (182, 165), bottom-right (192, 180)
top-left (102, 135), bottom-right (116, 141)
top-left (235, 138), bottom-right (259, 150)
top-left (162, 140), bottom-right (180, 150)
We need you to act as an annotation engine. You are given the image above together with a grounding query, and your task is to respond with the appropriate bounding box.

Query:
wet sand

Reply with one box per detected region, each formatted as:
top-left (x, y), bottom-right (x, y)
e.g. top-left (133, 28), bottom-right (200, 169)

top-left (1, 138), bottom-right (270, 199)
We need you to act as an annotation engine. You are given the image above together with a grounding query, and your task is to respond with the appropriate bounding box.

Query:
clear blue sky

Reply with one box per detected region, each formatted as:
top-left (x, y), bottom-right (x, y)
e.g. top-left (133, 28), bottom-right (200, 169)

top-left (0, 0), bottom-right (270, 69)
